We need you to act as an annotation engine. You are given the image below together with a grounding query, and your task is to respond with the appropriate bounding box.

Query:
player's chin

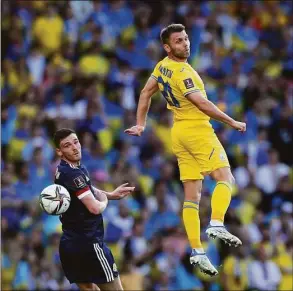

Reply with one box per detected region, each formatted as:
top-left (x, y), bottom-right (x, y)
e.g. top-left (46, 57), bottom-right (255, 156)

top-left (72, 153), bottom-right (81, 161)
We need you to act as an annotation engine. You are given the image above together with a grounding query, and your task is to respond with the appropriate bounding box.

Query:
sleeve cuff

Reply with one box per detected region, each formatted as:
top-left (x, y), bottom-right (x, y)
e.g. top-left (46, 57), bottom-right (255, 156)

top-left (151, 75), bottom-right (158, 80)
top-left (183, 89), bottom-right (201, 96)
top-left (76, 186), bottom-right (91, 199)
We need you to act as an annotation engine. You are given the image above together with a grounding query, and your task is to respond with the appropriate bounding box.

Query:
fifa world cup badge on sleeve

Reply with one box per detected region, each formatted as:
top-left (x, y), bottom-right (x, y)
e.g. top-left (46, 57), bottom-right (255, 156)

top-left (74, 176), bottom-right (86, 188)
top-left (183, 78), bottom-right (194, 89)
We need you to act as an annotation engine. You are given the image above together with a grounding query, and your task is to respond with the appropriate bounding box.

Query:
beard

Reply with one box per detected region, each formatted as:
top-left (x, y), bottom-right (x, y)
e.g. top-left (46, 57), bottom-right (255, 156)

top-left (63, 152), bottom-right (81, 163)
top-left (172, 48), bottom-right (190, 60)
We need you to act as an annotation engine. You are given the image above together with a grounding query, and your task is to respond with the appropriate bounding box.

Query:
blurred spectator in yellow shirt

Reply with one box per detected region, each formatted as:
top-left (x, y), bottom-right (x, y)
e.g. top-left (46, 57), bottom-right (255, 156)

top-left (222, 246), bottom-right (250, 291)
top-left (275, 239), bottom-right (293, 291)
top-left (78, 44), bottom-right (110, 78)
top-left (32, 5), bottom-right (63, 56)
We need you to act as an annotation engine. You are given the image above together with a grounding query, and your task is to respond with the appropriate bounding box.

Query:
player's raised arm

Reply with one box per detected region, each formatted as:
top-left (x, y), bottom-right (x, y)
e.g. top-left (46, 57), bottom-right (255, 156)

top-left (124, 76), bottom-right (159, 136)
top-left (185, 92), bottom-right (246, 132)
top-left (93, 183), bottom-right (135, 200)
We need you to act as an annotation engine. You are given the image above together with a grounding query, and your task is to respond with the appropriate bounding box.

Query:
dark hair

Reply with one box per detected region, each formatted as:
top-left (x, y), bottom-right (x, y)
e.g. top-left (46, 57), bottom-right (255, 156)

top-left (160, 23), bottom-right (185, 44)
top-left (53, 128), bottom-right (76, 148)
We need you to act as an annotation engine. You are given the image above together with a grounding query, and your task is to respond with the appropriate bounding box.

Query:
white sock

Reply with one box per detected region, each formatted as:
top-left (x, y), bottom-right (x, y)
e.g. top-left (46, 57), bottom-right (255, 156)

top-left (210, 219), bottom-right (224, 227)
top-left (194, 248), bottom-right (205, 254)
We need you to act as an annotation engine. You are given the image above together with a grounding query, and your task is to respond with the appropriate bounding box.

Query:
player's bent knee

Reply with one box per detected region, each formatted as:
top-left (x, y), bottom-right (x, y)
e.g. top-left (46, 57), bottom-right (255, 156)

top-left (97, 278), bottom-right (123, 291)
top-left (211, 167), bottom-right (234, 185)
top-left (183, 180), bottom-right (202, 202)
top-left (77, 283), bottom-right (100, 291)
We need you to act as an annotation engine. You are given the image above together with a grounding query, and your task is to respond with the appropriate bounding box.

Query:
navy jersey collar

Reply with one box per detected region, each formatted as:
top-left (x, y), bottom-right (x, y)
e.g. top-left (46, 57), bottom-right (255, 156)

top-left (60, 159), bottom-right (81, 168)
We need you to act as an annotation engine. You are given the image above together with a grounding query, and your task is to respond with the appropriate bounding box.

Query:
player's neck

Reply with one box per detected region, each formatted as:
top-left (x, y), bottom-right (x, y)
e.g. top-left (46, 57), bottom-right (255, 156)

top-left (62, 158), bottom-right (80, 167)
top-left (167, 54), bottom-right (187, 63)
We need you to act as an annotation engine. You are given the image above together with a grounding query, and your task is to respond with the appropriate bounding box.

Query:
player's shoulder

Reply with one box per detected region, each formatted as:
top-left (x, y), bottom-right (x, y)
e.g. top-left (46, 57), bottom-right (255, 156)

top-left (57, 160), bottom-right (81, 178)
top-left (176, 62), bottom-right (194, 73)
top-left (154, 57), bottom-right (166, 68)
top-left (173, 62), bottom-right (196, 80)
top-left (56, 161), bottom-right (88, 188)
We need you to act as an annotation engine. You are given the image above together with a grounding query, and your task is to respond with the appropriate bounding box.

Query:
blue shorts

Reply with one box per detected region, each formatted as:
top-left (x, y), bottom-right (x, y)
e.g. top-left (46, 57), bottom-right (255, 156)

top-left (59, 239), bottom-right (119, 284)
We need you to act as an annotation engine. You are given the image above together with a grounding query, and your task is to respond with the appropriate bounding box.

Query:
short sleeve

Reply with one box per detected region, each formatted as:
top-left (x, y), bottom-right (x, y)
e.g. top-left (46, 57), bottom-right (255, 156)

top-left (150, 62), bottom-right (161, 81)
top-left (176, 68), bottom-right (201, 97)
top-left (59, 169), bottom-right (92, 200)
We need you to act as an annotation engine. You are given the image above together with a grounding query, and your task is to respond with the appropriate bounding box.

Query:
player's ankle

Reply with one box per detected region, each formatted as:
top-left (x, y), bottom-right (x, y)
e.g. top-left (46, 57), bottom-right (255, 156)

top-left (210, 219), bottom-right (224, 227)
top-left (193, 247), bottom-right (205, 254)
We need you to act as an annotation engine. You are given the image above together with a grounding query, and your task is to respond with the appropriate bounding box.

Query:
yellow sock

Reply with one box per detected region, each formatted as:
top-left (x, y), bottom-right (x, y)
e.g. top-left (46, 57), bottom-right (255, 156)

top-left (183, 201), bottom-right (202, 249)
top-left (211, 181), bottom-right (232, 222)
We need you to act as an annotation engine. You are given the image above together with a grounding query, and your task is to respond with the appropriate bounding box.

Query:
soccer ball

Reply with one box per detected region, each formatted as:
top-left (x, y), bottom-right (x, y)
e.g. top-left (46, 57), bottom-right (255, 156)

top-left (39, 184), bottom-right (71, 215)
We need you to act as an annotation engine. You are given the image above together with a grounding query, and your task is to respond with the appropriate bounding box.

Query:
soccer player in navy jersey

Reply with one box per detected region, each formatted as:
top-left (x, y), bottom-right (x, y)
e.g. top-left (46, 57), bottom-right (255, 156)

top-left (53, 128), bottom-right (135, 291)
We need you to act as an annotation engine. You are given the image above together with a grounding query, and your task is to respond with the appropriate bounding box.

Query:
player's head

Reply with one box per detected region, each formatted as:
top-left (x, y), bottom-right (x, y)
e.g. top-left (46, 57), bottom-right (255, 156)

top-left (53, 128), bottom-right (81, 163)
top-left (160, 23), bottom-right (190, 60)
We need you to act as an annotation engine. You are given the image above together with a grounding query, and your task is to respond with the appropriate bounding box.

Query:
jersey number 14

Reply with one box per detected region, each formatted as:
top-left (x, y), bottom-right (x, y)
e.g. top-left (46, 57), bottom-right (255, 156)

top-left (158, 77), bottom-right (180, 108)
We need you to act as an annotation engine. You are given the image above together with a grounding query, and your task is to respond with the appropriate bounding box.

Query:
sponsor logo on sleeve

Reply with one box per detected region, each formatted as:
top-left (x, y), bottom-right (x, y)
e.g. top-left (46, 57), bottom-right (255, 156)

top-left (183, 78), bottom-right (194, 89)
top-left (73, 176), bottom-right (86, 188)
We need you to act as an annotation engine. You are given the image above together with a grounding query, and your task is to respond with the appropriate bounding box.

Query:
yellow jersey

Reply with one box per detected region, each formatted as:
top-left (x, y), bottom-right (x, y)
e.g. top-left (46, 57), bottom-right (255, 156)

top-left (151, 57), bottom-right (210, 123)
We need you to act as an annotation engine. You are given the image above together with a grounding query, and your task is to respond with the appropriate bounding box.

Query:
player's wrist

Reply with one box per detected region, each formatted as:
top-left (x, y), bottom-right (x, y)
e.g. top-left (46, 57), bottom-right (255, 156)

top-left (136, 124), bottom-right (145, 129)
top-left (227, 119), bottom-right (236, 127)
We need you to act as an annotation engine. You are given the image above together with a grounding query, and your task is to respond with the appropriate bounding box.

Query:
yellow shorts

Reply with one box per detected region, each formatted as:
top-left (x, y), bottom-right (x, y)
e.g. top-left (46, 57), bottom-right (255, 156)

top-left (171, 121), bottom-right (230, 181)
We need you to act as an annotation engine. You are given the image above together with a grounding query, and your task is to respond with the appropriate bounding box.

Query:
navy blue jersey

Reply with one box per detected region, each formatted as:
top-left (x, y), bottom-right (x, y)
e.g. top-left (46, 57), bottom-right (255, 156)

top-left (55, 159), bottom-right (104, 242)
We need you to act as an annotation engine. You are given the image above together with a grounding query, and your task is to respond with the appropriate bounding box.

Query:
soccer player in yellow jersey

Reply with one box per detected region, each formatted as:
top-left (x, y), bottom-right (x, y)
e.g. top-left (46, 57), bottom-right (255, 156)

top-left (125, 24), bottom-right (246, 276)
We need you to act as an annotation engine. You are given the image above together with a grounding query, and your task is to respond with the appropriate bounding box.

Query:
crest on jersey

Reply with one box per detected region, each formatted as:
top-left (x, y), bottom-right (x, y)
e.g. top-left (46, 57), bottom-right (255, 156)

top-left (183, 78), bottom-right (194, 89)
top-left (220, 151), bottom-right (226, 161)
top-left (73, 176), bottom-right (86, 188)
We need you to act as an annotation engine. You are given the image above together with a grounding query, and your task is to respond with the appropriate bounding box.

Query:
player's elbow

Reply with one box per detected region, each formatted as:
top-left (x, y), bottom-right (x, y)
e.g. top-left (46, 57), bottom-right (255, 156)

top-left (186, 93), bottom-right (210, 111)
top-left (88, 201), bottom-right (107, 215)
top-left (140, 89), bottom-right (152, 100)
top-left (195, 99), bottom-right (210, 111)
top-left (88, 205), bottom-right (101, 215)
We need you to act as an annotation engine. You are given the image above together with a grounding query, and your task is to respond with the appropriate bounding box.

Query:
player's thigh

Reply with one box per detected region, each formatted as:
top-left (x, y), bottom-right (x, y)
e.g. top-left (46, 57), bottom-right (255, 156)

top-left (97, 277), bottom-right (123, 291)
top-left (59, 240), bottom-right (89, 282)
top-left (59, 240), bottom-right (118, 285)
top-left (173, 143), bottom-right (203, 181)
top-left (171, 127), bottom-right (203, 181)
top-left (77, 283), bottom-right (100, 290)
top-left (183, 132), bottom-right (230, 175)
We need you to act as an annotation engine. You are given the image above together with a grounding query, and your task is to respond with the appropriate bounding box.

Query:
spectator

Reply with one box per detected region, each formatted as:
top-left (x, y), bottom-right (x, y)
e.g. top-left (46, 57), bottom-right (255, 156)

top-left (1, 1), bottom-right (292, 289)
top-left (32, 5), bottom-right (64, 55)
top-left (248, 246), bottom-right (281, 291)
top-left (222, 246), bottom-right (250, 291)
top-left (275, 239), bottom-right (293, 291)
top-left (255, 149), bottom-right (291, 195)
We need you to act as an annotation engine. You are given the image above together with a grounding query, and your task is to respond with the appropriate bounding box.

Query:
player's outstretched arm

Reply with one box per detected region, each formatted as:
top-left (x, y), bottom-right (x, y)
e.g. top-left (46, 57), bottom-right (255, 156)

top-left (186, 92), bottom-right (246, 132)
top-left (124, 77), bottom-right (159, 136)
top-left (80, 192), bottom-right (108, 215)
top-left (94, 183), bottom-right (135, 200)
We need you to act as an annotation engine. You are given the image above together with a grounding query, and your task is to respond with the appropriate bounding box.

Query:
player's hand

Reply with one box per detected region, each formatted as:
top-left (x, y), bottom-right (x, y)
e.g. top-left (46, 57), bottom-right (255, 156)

top-left (231, 121), bottom-right (246, 132)
top-left (110, 183), bottom-right (135, 200)
top-left (124, 125), bottom-right (145, 136)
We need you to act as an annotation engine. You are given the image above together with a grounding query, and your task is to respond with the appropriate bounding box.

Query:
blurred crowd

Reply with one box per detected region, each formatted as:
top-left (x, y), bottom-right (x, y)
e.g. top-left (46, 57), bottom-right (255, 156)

top-left (1, 0), bottom-right (293, 290)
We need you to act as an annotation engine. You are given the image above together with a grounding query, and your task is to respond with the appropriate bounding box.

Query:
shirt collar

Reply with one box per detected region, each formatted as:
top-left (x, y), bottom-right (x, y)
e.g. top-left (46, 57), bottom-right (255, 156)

top-left (60, 159), bottom-right (81, 168)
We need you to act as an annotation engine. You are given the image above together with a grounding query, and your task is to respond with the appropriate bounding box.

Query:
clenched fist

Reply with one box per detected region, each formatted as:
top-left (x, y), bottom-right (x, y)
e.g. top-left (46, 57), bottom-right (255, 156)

top-left (231, 121), bottom-right (246, 132)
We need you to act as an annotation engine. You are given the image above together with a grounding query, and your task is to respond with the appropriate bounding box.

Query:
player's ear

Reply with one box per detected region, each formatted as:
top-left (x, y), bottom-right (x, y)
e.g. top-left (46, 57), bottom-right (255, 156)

top-left (163, 43), bottom-right (171, 53)
top-left (56, 148), bottom-right (62, 158)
